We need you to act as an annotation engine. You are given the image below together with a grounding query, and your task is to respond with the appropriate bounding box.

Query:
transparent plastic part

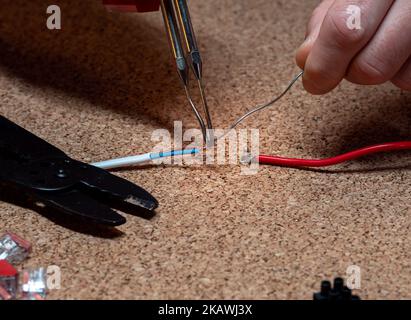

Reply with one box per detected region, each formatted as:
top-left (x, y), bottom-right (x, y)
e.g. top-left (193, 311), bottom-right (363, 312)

top-left (0, 232), bottom-right (32, 264)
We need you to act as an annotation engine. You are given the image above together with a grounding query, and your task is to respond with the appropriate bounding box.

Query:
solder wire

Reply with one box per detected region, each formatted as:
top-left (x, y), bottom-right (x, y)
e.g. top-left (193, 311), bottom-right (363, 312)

top-left (207, 71), bottom-right (304, 146)
top-left (228, 71), bottom-right (303, 132)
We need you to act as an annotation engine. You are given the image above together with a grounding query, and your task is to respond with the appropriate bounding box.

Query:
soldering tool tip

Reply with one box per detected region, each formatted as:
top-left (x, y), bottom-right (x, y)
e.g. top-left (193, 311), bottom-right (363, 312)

top-left (190, 51), bottom-right (202, 80)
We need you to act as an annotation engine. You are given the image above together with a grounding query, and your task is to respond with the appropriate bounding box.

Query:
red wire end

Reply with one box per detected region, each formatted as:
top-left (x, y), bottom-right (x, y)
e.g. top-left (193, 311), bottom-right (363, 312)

top-left (258, 141), bottom-right (411, 168)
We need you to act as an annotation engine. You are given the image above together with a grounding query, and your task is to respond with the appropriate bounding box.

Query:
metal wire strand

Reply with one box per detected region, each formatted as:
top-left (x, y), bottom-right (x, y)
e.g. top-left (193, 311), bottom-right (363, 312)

top-left (228, 71), bottom-right (303, 132)
top-left (206, 71), bottom-right (303, 147)
top-left (184, 85), bottom-right (208, 144)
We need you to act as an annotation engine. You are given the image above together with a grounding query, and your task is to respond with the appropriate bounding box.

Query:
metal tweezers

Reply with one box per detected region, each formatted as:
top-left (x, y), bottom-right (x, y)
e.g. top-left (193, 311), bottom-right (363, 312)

top-left (0, 115), bottom-right (158, 226)
top-left (160, 0), bottom-right (213, 145)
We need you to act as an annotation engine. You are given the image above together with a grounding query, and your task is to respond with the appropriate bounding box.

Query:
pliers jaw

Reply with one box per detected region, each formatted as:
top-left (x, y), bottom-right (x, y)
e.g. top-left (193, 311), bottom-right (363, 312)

top-left (0, 116), bottom-right (158, 227)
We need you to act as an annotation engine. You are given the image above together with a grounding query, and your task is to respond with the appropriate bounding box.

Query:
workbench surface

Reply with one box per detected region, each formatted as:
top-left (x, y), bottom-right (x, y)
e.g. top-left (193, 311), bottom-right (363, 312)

top-left (0, 0), bottom-right (410, 299)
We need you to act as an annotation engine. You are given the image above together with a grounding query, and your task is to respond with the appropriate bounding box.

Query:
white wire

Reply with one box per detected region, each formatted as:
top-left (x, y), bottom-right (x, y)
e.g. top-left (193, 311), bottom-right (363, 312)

top-left (92, 153), bottom-right (152, 170)
top-left (92, 149), bottom-right (199, 170)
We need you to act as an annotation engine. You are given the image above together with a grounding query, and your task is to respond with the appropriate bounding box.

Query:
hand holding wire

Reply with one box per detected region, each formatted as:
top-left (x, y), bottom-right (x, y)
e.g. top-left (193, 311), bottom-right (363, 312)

top-left (296, 0), bottom-right (411, 94)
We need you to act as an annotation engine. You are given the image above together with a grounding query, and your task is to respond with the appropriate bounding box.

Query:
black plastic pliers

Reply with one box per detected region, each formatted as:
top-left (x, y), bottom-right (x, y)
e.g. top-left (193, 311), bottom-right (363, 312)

top-left (0, 115), bottom-right (158, 226)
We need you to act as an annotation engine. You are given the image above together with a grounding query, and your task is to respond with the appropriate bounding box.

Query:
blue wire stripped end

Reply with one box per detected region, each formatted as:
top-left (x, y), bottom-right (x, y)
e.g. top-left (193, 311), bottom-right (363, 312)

top-left (149, 148), bottom-right (200, 160)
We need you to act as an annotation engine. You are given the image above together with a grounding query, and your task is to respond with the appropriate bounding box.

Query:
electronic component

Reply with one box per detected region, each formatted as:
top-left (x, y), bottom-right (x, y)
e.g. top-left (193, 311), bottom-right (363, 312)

top-left (20, 268), bottom-right (47, 300)
top-left (314, 278), bottom-right (360, 301)
top-left (0, 232), bottom-right (32, 264)
top-left (0, 259), bottom-right (19, 300)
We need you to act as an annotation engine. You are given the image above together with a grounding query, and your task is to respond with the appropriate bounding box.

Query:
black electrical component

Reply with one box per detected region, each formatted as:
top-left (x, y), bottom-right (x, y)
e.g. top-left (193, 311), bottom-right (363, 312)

top-left (314, 277), bottom-right (360, 301)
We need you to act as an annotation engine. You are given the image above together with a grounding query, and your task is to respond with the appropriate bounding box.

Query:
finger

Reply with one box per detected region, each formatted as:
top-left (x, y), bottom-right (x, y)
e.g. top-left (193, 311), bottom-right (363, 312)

top-left (303, 0), bottom-right (394, 94)
top-left (296, 0), bottom-right (335, 69)
top-left (347, 0), bottom-right (411, 85)
top-left (392, 56), bottom-right (411, 91)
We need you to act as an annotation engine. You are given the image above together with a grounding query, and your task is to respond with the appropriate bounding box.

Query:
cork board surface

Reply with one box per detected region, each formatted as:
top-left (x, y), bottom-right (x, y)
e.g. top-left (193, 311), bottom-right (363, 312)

top-left (0, 0), bottom-right (410, 299)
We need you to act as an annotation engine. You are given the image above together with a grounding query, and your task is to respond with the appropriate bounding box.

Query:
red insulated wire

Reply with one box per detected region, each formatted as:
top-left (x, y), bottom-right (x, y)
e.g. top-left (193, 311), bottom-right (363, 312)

top-left (258, 141), bottom-right (411, 168)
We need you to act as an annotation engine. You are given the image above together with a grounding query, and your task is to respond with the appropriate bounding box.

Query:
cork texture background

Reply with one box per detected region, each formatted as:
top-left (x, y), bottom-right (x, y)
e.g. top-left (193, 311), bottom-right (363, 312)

top-left (0, 0), bottom-right (410, 299)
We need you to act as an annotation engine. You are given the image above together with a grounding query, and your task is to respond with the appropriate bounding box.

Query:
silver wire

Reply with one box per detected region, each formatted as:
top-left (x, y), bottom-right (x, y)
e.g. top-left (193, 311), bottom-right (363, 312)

top-left (228, 71), bottom-right (303, 131)
top-left (184, 85), bottom-right (208, 144)
top-left (209, 71), bottom-right (304, 145)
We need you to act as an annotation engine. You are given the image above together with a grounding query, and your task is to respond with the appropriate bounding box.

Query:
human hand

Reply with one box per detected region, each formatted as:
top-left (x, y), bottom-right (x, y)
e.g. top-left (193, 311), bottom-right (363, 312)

top-left (296, 0), bottom-right (411, 94)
